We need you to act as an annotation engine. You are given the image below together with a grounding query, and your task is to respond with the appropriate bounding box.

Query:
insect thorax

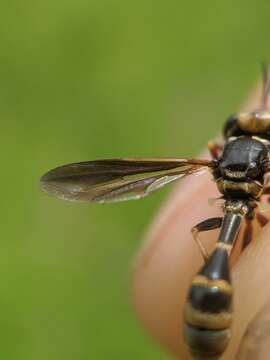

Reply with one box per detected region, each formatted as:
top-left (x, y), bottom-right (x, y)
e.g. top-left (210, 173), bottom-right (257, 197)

top-left (214, 136), bottom-right (268, 200)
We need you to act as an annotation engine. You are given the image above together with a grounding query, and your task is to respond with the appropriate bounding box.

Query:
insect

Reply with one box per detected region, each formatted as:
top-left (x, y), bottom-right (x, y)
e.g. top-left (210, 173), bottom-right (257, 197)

top-left (40, 67), bottom-right (270, 359)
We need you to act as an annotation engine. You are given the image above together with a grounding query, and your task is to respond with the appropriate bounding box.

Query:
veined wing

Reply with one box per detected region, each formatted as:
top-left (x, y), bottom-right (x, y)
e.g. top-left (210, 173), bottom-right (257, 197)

top-left (40, 158), bottom-right (214, 203)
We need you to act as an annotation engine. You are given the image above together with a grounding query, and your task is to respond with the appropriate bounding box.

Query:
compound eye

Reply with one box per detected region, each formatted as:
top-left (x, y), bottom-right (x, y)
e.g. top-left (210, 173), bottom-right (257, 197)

top-left (223, 114), bottom-right (243, 138)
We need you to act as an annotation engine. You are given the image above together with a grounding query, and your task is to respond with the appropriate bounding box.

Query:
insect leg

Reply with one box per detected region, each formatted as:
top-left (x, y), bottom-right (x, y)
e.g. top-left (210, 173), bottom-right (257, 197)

top-left (256, 212), bottom-right (269, 227)
top-left (191, 217), bottom-right (222, 262)
top-left (242, 218), bottom-right (253, 250)
top-left (207, 140), bottom-right (223, 159)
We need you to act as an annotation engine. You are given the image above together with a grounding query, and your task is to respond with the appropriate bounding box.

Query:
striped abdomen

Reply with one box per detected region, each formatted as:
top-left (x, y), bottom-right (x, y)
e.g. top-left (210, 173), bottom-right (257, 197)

top-left (184, 247), bottom-right (233, 359)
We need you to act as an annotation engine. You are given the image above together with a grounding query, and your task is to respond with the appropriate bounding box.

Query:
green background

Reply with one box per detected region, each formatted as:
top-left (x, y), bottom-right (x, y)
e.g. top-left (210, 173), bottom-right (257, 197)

top-left (1, 1), bottom-right (270, 359)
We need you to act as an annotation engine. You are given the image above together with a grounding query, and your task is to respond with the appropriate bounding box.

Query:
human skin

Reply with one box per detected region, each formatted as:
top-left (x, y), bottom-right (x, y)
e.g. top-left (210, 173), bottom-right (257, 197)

top-left (132, 84), bottom-right (270, 359)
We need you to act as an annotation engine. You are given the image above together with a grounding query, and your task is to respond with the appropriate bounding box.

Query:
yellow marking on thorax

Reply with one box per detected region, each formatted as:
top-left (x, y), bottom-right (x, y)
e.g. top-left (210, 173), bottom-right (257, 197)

top-left (216, 178), bottom-right (263, 200)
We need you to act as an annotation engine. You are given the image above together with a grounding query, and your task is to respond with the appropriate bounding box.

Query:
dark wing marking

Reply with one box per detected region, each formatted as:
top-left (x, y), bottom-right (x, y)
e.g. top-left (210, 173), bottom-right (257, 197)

top-left (40, 158), bottom-right (214, 203)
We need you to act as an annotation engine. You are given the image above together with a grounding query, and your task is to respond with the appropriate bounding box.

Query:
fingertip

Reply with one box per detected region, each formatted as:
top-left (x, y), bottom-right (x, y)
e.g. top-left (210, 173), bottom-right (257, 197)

top-left (131, 80), bottom-right (266, 359)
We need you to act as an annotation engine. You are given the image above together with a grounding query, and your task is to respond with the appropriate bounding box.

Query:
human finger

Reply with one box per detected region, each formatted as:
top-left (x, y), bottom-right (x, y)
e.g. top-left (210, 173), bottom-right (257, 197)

top-left (132, 83), bottom-right (267, 359)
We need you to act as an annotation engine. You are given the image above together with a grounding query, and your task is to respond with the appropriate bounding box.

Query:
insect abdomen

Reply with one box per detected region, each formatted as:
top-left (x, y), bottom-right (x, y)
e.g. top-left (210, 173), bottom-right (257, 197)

top-left (184, 248), bottom-right (233, 359)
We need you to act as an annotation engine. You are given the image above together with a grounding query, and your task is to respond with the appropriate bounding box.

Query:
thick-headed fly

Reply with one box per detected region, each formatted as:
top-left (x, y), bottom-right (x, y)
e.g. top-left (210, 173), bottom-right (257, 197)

top-left (40, 67), bottom-right (270, 359)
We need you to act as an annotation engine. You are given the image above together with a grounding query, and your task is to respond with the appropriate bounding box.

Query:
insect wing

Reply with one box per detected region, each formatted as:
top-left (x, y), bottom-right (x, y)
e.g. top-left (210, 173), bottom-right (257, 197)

top-left (40, 158), bottom-right (213, 203)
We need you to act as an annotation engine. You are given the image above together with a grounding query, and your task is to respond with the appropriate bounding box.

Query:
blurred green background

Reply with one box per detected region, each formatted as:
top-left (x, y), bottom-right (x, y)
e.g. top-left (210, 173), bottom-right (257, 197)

top-left (1, 1), bottom-right (270, 359)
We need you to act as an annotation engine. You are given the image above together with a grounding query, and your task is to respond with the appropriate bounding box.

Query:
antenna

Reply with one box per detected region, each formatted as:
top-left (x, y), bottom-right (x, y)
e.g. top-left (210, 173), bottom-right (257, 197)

top-left (261, 63), bottom-right (270, 109)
